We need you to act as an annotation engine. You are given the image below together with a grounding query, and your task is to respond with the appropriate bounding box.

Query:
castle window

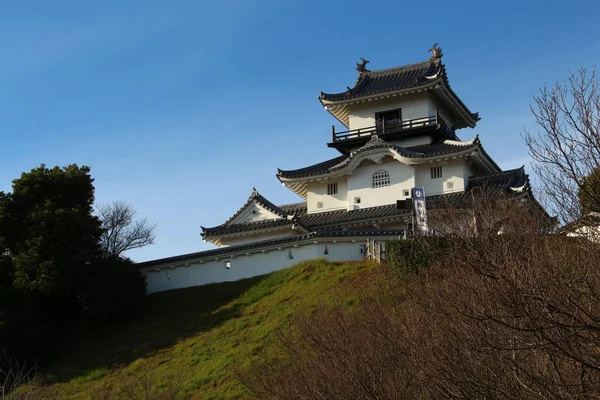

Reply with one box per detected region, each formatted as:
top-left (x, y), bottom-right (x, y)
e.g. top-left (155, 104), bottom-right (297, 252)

top-left (327, 183), bottom-right (338, 195)
top-left (431, 166), bottom-right (443, 179)
top-left (375, 108), bottom-right (402, 126)
top-left (225, 261), bottom-right (231, 269)
top-left (372, 170), bottom-right (391, 188)
top-left (288, 250), bottom-right (294, 260)
top-left (403, 189), bottom-right (410, 197)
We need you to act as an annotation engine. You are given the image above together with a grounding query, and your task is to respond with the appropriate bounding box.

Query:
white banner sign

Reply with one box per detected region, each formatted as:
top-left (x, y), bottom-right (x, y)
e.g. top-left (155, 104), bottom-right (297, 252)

top-left (411, 187), bottom-right (428, 234)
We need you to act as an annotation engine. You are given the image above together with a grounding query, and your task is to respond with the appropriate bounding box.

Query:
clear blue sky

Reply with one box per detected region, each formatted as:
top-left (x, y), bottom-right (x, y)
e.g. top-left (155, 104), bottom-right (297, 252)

top-left (1, 0), bottom-right (598, 261)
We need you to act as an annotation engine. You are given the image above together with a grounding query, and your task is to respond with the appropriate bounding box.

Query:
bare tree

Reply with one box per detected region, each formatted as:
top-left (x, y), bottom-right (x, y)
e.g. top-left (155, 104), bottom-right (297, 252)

top-left (241, 199), bottom-right (600, 399)
top-left (98, 201), bottom-right (157, 257)
top-left (524, 65), bottom-right (600, 224)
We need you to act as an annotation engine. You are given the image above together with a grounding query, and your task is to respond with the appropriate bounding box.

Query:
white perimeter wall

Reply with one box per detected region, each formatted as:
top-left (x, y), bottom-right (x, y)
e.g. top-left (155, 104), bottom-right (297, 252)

top-left (144, 240), bottom-right (379, 294)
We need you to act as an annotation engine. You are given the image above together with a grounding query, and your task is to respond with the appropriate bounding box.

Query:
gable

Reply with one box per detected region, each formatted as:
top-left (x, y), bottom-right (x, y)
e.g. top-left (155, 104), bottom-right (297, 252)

top-left (228, 202), bottom-right (284, 225)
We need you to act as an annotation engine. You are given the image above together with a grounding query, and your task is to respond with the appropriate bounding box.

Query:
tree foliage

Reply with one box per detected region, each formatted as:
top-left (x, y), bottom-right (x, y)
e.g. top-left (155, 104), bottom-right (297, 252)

top-left (0, 165), bottom-right (147, 388)
top-left (0, 165), bottom-right (102, 301)
top-left (98, 201), bottom-right (156, 257)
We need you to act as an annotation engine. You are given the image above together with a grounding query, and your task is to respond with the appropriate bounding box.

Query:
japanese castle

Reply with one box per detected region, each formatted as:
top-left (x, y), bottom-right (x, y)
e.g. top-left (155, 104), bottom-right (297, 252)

top-left (140, 45), bottom-right (545, 293)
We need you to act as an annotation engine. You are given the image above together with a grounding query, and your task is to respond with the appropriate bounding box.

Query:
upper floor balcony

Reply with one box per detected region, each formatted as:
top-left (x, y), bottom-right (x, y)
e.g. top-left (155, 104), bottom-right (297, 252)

top-left (327, 110), bottom-right (457, 154)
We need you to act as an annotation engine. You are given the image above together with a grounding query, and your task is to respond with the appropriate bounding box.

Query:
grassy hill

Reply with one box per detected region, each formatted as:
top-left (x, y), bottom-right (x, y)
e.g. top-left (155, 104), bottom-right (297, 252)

top-left (27, 259), bottom-right (386, 399)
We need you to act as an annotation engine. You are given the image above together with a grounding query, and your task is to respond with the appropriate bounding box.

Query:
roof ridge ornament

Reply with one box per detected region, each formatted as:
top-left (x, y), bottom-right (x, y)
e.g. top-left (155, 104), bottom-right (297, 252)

top-left (356, 58), bottom-right (370, 74)
top-left (428, 43), bottom-right (443, 61)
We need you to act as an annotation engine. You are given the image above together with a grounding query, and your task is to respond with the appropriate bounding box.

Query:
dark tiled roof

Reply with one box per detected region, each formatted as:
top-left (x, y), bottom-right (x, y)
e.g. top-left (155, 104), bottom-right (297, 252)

top-left (467, 166), bottom-right (528, 191)
top-left (201, 218), bottom-right (298, 236)
top-left (218, 188), bottom-right (288, 226)
top-left (278, 137), bottom-right (484, 179)
top-left (320, 60), bottom-right (438, 102)
top-left (299, 204), bottom-right (411, 229)
top-left (319, 55), bottom-right (479, 128)
top-left (277, 155), bottom-right (347, 179)
top-left (203, 167), bottom-right (538, 239)
top-left (138, 229), bottom-right (409, 269)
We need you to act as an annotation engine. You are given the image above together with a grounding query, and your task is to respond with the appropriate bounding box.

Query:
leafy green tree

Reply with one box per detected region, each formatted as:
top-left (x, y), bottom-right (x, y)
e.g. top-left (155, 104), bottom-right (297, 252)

top-left (578, 168), bottom-right (600, 214)
top-left (0, 165), bottom-right (102, 305)
top-left (0, 164), bottom-right (147, 369)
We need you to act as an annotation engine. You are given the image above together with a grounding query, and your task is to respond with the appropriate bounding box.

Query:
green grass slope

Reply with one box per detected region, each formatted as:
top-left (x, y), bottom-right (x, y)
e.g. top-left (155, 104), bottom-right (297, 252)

top-left (32, 259), bottom-right (382, 399)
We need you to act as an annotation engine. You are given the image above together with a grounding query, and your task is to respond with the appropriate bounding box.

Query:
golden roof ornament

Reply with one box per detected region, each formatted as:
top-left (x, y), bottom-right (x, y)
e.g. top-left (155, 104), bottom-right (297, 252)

top-left (429, 43), bottom-right (443, 60)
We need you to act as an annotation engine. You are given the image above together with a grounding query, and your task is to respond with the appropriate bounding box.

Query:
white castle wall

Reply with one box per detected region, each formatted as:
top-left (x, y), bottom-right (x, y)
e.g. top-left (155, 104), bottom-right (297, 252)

top-left (347, 160), bottom-right (415, 210)
top-left (143, 239), bottom-right (384, 294)
top-left (347, 93), bottom-right (433, 130)
top-left (307, 177), bottom-right (348, 213)
top-left (414, 159), bottom-right (471, 196)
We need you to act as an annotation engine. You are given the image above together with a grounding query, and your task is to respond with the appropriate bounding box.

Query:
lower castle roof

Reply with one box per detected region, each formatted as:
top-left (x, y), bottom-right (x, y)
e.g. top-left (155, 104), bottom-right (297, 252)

top-left (201, 167), bottom-right (536, 239)
top-left (277, 136), bottom-right (500, 180)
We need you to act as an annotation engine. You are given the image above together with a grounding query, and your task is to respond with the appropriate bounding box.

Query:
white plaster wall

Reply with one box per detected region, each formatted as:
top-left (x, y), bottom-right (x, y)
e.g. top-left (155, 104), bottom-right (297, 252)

top-left (414, 159), bottom-right (470, 196)
top-left (219, 230), bottom-right (299, 247)
top-left (307, 177), bottom-right (348, 213)
top-left (429, 98), bottom-right (458, 129)
top-left (145, 245), bottom-right (320, 293)
top-left (347, 93), bottom-right (435, 130)
top-left (347, 160), bottom-right (415, 210)
top-left (144, 239), bottom-right (392, 293)
top-left (230, 203), bottom-right (282, 224)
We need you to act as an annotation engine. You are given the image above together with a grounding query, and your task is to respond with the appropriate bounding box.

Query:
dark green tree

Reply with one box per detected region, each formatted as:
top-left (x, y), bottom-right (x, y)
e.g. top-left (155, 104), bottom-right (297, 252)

top-left (0, 165), bottom-right (103, 305)
top-left (0, 164), bottom-right (147, 370)
top-left (578, 168), bottom-right (600, 214)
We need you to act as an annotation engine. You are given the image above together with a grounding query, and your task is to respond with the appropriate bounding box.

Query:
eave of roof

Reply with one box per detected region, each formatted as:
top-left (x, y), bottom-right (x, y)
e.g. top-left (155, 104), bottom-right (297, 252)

top-left (277, 135), bottom-right (500, 182)
top-left (202, 218), bottom-right (303, 237)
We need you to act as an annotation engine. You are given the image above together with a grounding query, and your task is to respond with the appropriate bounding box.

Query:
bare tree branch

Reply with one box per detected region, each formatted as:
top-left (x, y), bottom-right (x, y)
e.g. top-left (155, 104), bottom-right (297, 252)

top-left (97, 201), bottom-right (157, 257)
top-left (524, 65), bottom-right (600, 225)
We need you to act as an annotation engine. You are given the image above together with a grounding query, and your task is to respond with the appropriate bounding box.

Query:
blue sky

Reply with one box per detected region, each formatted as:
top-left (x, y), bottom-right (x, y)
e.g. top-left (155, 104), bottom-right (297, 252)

top-left (1, 0), bottom-right (599, 261)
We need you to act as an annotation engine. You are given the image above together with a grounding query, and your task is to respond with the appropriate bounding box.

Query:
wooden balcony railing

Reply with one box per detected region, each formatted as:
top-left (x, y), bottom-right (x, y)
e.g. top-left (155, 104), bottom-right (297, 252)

top-left (331, 113), bottom-right (441, 143)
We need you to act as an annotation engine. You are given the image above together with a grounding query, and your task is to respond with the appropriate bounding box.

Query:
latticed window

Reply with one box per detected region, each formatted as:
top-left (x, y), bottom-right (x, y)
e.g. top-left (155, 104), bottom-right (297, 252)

top-left (327, 183), bottom-right (338, 195)
top-left (431, 166), bottom-right (443, 179)
top-left (372, 170), bottom-right (391, 188)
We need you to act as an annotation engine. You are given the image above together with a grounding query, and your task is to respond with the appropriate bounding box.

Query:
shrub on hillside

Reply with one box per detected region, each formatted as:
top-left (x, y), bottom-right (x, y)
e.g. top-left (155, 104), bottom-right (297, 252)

top-left (386, 237), bottom-right (450, 278)
top-left (242, 229), bottom-right (600, 398)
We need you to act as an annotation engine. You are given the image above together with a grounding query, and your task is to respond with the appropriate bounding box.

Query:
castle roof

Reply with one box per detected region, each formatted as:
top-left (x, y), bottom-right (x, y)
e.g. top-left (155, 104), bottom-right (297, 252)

top-left (319, 46), bottom-right (479, 129)
top-left (201, 169), bottom-right (534, 240)
top-left (277, 136), bottom-right (500, 192)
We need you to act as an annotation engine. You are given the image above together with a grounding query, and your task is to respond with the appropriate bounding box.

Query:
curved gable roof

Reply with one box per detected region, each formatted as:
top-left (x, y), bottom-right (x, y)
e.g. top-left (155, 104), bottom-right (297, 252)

top-left (319, 50), bottom-right (480, 129)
